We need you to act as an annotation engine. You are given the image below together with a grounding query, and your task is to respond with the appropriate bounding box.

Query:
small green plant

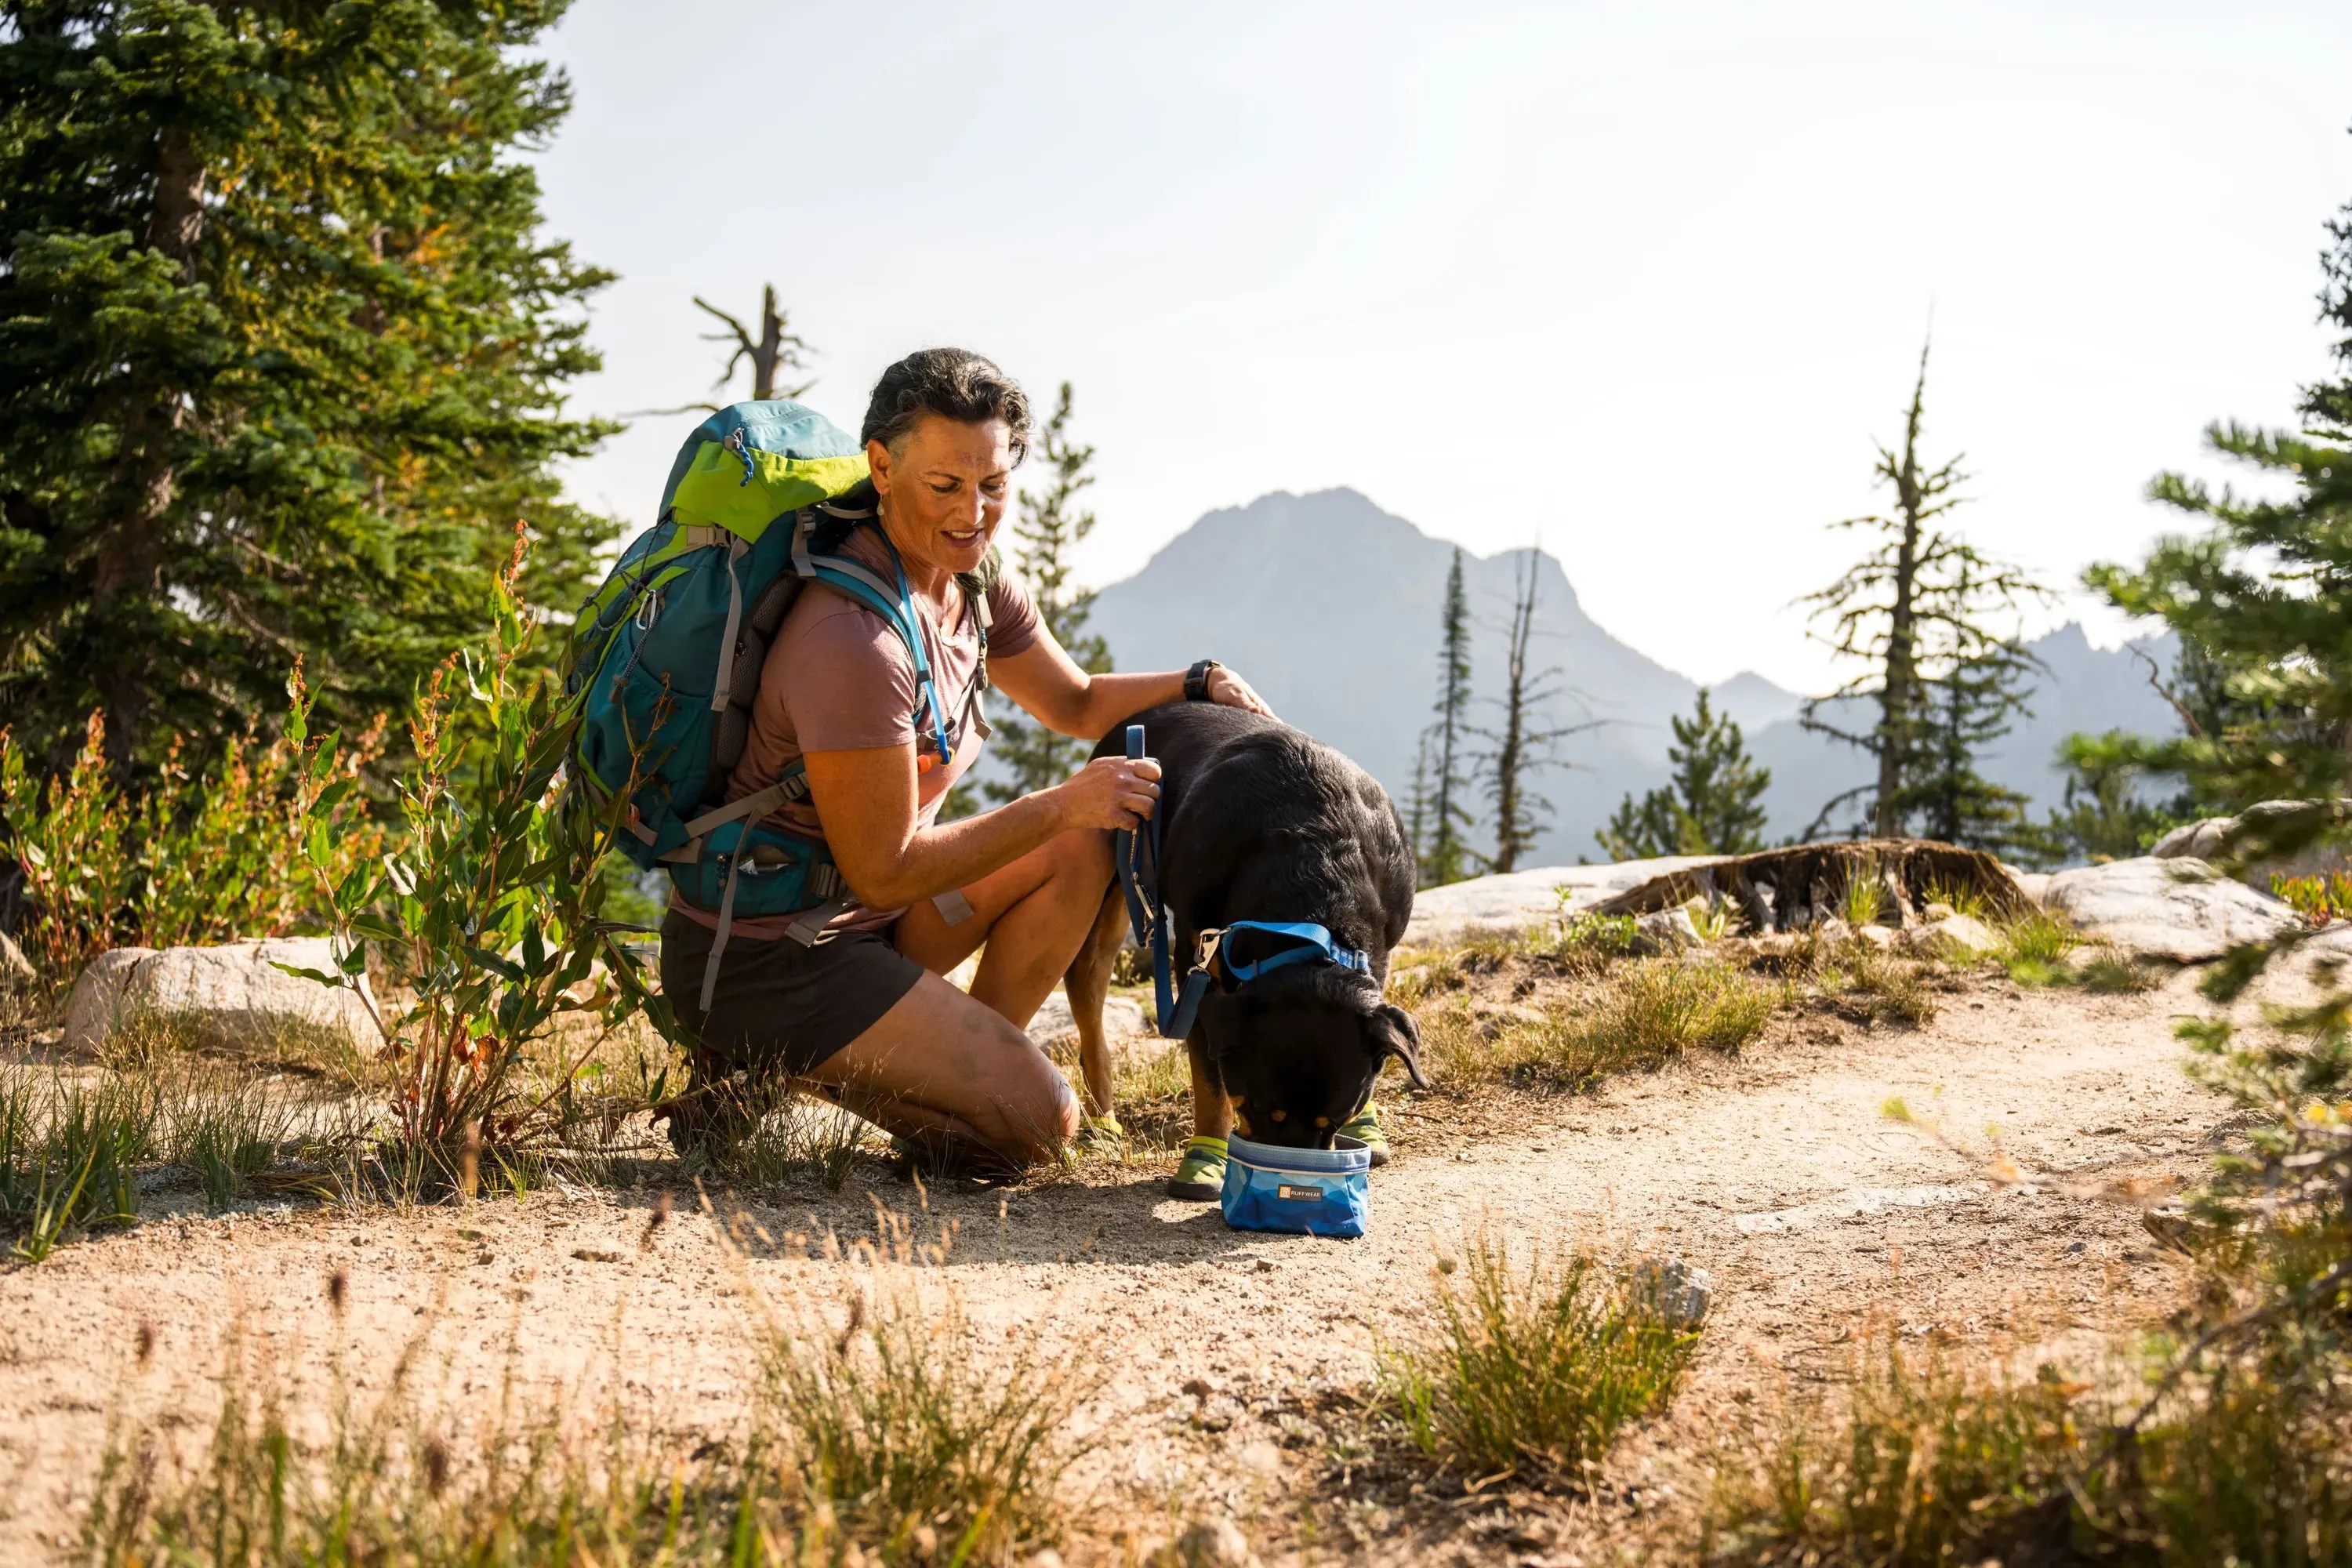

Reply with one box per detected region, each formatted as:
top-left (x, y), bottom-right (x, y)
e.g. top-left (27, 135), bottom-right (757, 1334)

top-left (1994, 909), bottom-right (2082, 985)
top-left (1556, 911), bottom-right (1640, 960)
top-left (1687, 897), bottom-right (1733, 942)
top-left (1837, 858), bottom-right (1889, 929)
top-left (1919, 880), bottom-right (1991, 921)
top-left (1834, 946), bottom-right (1940, 1027)
top-left (1378, 1232), bottom-right (1698, 1485)
top-left (1, 1069), bottom-right (156, 1258)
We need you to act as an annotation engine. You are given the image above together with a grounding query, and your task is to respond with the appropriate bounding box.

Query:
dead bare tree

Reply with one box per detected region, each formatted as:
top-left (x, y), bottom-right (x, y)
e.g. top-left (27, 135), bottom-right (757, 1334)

top-left (633, 285), bottom-right (816, 416)
top-left (1476, 550), bottom-right (1600, 873)
top-left (1800, 338), bottom-right (2043, 840)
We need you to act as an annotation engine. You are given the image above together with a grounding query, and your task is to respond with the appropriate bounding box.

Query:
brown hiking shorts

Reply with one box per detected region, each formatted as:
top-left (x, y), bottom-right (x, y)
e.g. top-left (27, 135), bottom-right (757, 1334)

top-left (659, 909), bottom-right (925, 1078)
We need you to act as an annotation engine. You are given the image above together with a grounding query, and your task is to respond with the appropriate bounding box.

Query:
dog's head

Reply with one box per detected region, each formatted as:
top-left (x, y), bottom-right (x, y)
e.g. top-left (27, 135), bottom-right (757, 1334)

top-left (1194, 965), bottom-right (1428, 1149)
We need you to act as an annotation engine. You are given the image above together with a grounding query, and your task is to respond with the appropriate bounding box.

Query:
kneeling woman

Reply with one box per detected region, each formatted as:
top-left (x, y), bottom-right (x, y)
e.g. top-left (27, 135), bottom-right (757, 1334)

top-left (661, 348), bottom-right (1269, 1170)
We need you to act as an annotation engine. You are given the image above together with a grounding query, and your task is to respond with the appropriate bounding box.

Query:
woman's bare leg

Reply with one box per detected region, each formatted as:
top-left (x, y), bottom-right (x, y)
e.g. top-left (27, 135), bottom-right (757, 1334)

top-left (799, 971), bottom-right (1080, 1168)
top-left (895, 827), bottom-right (1115, 1027)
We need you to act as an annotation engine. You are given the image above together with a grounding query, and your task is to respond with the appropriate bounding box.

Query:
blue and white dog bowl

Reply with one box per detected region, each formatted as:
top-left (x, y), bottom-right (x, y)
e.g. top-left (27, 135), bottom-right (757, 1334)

top-left (1220, 1134), bottom-right (1372, 1238)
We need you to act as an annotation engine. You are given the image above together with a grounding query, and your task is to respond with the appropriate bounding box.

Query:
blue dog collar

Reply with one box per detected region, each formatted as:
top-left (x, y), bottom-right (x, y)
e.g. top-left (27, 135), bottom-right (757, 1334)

top-left (1208, 920), bottom-right (1373, 983)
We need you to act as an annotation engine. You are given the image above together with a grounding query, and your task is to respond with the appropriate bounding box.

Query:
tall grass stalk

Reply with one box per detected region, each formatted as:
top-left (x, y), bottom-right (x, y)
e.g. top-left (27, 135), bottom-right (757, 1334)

top-left (1378, 1232), bottom-right (1699, 1486)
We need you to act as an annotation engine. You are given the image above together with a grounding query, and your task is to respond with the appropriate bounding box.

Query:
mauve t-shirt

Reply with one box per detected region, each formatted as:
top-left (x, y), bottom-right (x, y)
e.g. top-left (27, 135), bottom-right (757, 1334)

top-left (670, 524), bottom-right (1041, 937)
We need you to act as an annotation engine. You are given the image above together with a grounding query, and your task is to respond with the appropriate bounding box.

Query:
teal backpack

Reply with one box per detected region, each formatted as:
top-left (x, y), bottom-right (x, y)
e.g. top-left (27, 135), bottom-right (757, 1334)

top-left (567, 401), bottom-right (990, 1007)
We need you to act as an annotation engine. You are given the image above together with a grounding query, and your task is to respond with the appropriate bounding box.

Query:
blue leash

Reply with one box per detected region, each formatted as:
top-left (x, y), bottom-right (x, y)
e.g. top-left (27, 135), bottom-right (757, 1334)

top-left (1113, 724), bottom-right (1371, 1039)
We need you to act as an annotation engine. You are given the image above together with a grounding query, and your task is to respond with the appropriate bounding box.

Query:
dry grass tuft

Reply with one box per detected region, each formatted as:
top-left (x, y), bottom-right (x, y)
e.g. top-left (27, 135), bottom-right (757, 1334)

top-left (1376, 1231), bottom-right (1699, 1488)
top-left (1420, 957), bottom-right (1779, 1094)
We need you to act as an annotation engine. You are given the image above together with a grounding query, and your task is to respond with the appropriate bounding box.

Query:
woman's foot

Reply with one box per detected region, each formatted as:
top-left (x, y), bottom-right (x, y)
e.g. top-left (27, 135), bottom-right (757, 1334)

top-left (1166, 1134), bottom-right (1228, 1200)
top-left (1338, 1100), bottom-right (1390, 1166)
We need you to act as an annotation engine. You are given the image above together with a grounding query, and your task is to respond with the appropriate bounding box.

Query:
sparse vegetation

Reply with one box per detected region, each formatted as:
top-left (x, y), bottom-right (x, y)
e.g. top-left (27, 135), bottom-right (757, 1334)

top-left (86, 1263), bottom-right (1094, 1568)
top-left (1703, 1343), bottom-right (2094, 1567)
top-left (757, 1274), bottom-right (1095, 1559)
top-left (1377, 1232), bottom-right (1699, 1486)
top-left (1419, 956), bottom-right (1778, 1092)
top-left (1993, 907), bottom-right (2083, 985)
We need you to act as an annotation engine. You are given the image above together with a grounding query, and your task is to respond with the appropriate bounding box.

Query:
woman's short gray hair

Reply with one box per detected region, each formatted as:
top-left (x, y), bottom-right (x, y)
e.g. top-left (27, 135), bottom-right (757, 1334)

top-left (860, 348), bottom-right (1031, 465)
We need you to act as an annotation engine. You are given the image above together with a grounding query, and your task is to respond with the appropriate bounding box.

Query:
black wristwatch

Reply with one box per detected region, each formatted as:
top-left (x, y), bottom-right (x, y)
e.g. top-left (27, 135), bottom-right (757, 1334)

top-left (1184, 659), bottom-right (1221, 702)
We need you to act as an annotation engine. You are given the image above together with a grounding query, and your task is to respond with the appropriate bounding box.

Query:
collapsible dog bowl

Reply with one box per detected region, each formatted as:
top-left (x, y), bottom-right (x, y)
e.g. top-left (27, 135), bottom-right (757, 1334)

top-left (1221, 1134), bottom-right (1371, 1239)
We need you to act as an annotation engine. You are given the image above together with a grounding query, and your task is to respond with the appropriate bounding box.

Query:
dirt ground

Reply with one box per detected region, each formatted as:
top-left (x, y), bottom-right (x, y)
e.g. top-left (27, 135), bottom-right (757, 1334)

top-left (0, 958), bottom-right (2271, 1566)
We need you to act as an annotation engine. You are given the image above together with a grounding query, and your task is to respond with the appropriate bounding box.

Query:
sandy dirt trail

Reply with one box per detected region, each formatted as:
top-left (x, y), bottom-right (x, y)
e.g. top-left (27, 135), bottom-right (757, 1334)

top-left (0, 967), bottom-right (2245, 1564)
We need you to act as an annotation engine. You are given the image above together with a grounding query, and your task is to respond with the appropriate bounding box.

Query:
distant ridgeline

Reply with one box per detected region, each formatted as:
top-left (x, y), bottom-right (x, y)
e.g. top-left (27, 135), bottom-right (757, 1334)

top-left (981, 488), bottom-right (2178, 865)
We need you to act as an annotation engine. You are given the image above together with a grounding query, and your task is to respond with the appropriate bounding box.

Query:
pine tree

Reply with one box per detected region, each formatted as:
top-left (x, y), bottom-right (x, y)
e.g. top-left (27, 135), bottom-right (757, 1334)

top-left (1896, 647), bottom-right (2039, 855)
top-left (983, 383), bottom-right (1112, 806)
top-left (1421, 547), bottom-right (1475, 886)
top-left (0, 2), bottom-right (617, 775)
top-left (1403, 734), bottom-right (1434, 873)
top-left (1597, 688), bottom-right (1771, 860)
top-left (2041, 731), bottom-right (2183, 864)
top-left (1800, 339), bottom-right (2042, 840)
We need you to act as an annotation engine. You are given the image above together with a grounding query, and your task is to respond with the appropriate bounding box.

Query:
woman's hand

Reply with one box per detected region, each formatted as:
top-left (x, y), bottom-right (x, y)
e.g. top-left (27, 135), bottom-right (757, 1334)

top-left (1053, 754), bottom-right (1163, 831)
top-left (1207, 666), bottom-right (1276, 718)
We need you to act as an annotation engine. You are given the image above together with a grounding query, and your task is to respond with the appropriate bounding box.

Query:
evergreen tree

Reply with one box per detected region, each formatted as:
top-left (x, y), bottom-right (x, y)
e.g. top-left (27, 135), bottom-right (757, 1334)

top-left (2040, 731), bottom-right (2183, 864)
top-left (983, 383), bottom-right (1111, 806)
top-left (1421, 547), bottom-right (1475, 886)
top-left (1403, 734), bottom-right (1434, 873)
top-left (0, 2), bottom-right (616, 775)
top-left (1597, 688), bottom-right (1771, 860)
top-left (1896, 646), bottom-right (2039, 855)
top-left (1801, 339), bottom-right (2042, 839)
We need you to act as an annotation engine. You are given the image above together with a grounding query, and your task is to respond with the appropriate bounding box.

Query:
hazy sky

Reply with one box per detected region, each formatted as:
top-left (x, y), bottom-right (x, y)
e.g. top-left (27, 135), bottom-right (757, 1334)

top-left (535, 0), bottom-right (2352, 691)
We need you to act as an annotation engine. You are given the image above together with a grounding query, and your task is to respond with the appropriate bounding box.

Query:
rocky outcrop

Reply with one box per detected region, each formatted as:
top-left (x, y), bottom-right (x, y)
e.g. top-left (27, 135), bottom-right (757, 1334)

top-left (2154, 801), bottom-right (2349, 888)
top-left (2042, 857), bottom-right (2302, 961)
top-left (62, 938), bottom-right (379, 1054)
top-left (1401, 856), bottom-right (1716, 947)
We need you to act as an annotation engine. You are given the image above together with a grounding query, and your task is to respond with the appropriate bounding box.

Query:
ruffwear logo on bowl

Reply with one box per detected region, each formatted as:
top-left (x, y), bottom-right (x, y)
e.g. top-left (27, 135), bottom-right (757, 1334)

top-left (1277, 1184), bottom-right (1326, 1202)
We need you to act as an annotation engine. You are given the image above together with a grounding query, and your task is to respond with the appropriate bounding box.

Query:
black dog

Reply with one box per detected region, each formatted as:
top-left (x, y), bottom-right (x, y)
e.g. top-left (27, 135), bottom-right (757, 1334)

top-left (1063, 702), bottom-right (1426, 1163)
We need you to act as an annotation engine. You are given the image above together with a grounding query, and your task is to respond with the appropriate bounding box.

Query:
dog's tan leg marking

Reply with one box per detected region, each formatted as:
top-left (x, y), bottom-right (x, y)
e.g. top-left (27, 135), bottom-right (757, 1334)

top-left (1064, 885), bottom-right (1130, 1118)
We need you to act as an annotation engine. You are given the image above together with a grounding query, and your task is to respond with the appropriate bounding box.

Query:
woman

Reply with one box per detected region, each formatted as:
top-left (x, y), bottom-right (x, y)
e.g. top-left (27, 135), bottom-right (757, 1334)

top-left (660, 348), bottom-right (1272, 1170)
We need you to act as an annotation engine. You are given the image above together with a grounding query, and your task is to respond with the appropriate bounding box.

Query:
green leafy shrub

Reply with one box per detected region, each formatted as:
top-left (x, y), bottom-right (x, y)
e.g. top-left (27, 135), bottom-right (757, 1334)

top-left (288, 538), bottom-right (670, 1177)
top-left (1379, 1232), bottom-right (1699, 1485)
top-left (0, 702), bottom-right (385, 1000)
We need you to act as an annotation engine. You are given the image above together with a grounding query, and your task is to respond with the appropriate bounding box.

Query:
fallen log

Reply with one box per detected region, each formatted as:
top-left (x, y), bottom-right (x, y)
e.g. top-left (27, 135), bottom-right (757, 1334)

top-left (1589, 840), bottom-right (2029, 932)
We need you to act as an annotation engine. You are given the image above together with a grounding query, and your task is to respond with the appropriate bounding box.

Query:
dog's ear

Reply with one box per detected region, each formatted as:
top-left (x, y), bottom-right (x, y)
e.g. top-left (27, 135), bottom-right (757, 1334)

top-left (1366, 1003), bottom-right (1429, 1090)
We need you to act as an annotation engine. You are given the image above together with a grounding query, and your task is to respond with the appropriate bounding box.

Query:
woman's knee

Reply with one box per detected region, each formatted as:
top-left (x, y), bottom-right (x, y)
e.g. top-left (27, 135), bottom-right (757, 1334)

top-left (971, 1040), bottom-right (1080, 1164)
top-left (1048, 826), bottom-right (1114, 888)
